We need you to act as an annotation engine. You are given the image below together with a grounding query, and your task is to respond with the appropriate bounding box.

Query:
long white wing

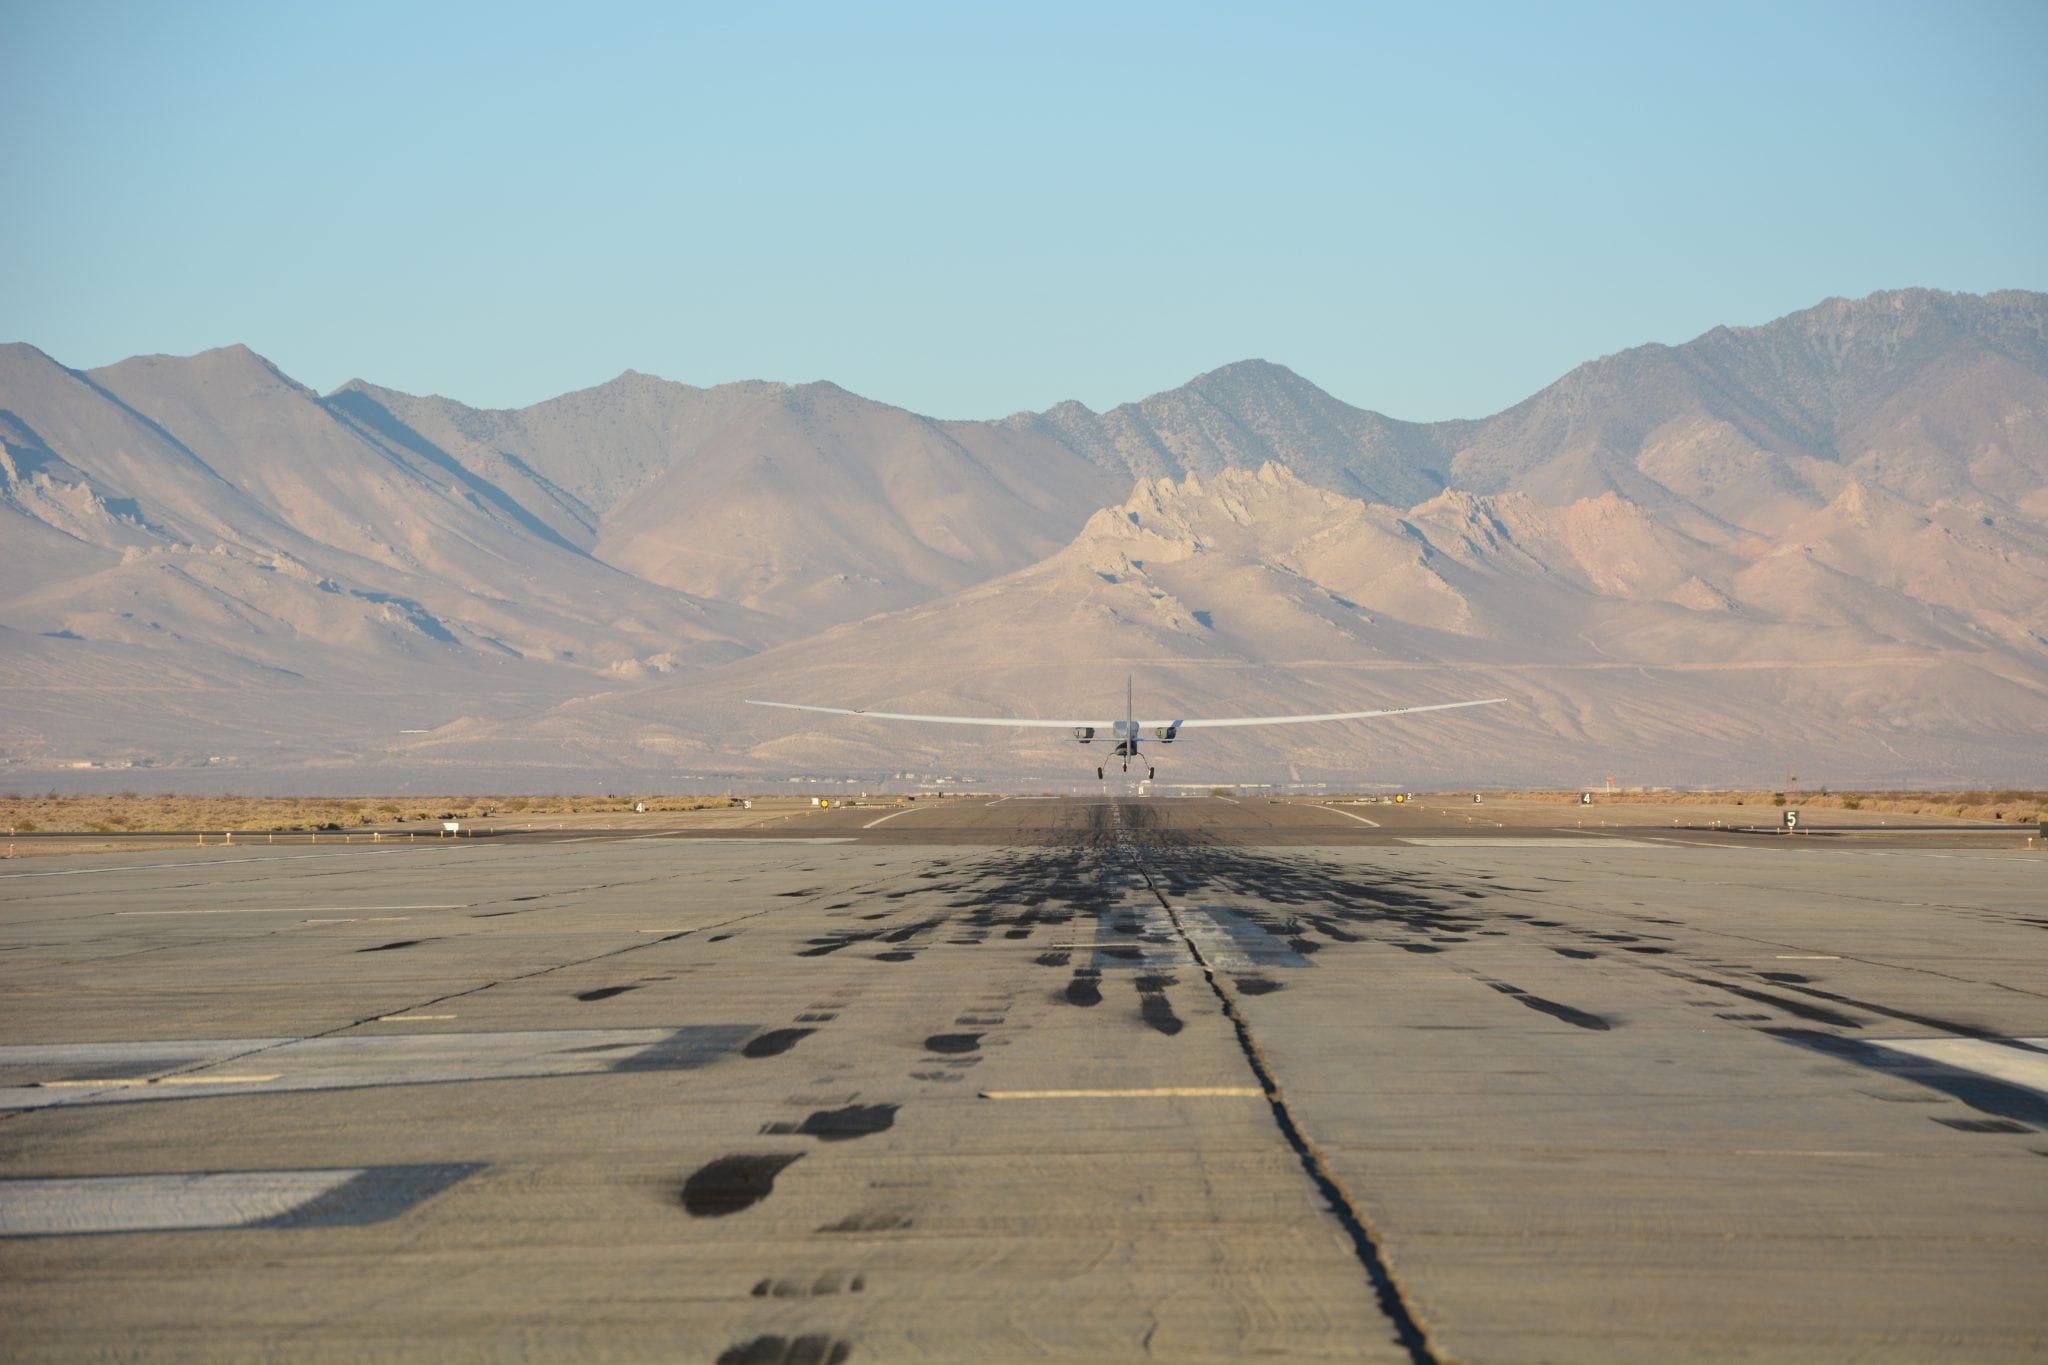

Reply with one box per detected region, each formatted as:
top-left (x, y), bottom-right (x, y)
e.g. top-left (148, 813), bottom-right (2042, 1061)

top-left (746, 697), bottom-right (1508, 728)
top-left (1166, 698), bottom-right (1508, 727)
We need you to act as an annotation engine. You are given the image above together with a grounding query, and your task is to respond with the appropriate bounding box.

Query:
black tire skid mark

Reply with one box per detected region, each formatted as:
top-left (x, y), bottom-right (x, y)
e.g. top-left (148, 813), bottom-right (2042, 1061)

top-left (716, 1335), bottom-right (853, 1365)
top-left (1134, 974), bottom-right (1184, 1036)
top-left (744, 1027), bottom-right (818, 1059)
top-left (1481, 980), bottom-right (1612, 1031)
top-left (680, 1153), bottom-right (804, 1218)
top-left (761, 1104), bottom-right (899, 1142)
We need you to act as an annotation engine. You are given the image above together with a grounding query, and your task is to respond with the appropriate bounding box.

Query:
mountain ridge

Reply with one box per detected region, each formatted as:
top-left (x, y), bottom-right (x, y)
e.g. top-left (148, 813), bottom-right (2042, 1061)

top-left (4, 288), bottom-right (2043, 788)
top-left (428, 462), bottom-right (2042, 790)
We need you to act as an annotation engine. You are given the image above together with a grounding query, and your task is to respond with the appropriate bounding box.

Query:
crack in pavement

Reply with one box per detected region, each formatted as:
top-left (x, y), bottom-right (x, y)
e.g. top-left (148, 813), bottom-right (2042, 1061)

top-left (1111, 799), bottom-right (1444, 1365)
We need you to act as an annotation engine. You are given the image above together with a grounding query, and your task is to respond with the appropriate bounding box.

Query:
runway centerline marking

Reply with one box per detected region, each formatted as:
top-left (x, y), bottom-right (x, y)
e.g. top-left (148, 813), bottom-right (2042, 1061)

top-left (980, 1087), bottom-right (1265, 1100)
top-left (1398, 836), bottom-right (1666, 848)
top-left (670, 837), bottom-right (857, 844)
top-left (118, 905), bottom-right (462, 916)
top-left (32, 1075), bottom-right (280, 1088)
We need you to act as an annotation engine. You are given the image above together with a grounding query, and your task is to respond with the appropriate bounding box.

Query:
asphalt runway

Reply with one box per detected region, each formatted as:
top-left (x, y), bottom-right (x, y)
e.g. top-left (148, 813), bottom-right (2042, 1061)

top-left (3, 797), bottom-right (2044, 1361)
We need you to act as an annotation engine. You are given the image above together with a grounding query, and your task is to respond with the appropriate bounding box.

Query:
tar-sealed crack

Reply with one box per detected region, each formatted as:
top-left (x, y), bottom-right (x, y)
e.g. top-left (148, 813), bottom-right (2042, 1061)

top-left (1113, 803), bottom-right (1444, 1365)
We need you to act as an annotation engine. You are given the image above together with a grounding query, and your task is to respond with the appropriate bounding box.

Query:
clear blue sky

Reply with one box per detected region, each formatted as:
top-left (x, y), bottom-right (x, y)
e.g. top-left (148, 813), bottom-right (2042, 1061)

top-left (3, 1), bottom-right (2043, 420)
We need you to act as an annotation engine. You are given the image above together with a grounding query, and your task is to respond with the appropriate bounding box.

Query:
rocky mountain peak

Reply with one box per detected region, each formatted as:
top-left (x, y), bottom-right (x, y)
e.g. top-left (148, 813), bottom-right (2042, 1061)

top-left (6, 288), bottom-right (2045, 786)
top-left (99, 343), bottom-right (312, 398)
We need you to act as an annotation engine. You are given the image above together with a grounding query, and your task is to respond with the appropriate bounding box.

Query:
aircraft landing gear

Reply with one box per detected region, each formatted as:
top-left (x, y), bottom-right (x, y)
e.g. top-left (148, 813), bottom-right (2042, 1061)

top-left (1147, 767), bottom-right (1155, 781)
top-left (1097, 766), bottom-right (1104, 780)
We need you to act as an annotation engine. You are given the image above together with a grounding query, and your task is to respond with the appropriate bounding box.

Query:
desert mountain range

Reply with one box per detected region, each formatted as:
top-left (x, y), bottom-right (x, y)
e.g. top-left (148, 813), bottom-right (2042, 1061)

top-left (3, 288), bottom-right (2044, 791)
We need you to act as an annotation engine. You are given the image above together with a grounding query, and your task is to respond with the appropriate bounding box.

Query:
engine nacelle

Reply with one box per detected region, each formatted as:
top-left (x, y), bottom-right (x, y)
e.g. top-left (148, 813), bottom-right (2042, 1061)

top-left (1073, 727), bottom-right (1095, 744)
top-left (1152, 724), bottom-right (1180, 743)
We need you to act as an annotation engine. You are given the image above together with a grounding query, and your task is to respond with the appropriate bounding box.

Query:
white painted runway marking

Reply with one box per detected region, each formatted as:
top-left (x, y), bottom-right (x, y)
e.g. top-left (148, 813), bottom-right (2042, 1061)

top-left (117, 904), bottom-right (463, 916)
top-left (1871, 1037), bottom-right (2048, 1096)
top-left (0, 1170), bottom-right (357, 1236)
top-left (1, 857), bottom-right (327, 880)
top-left (1314, 805), bottom-right (1380, 827)
top-left (981, 1087), bottom-right (1265, 1100)
top-left (1397, 837), bottom-right (1666, 848)
top-left (862, 807), bottom-right (921, 829)
top-left (34, 1075), bottom-right (280, 1088)
top-left (0, 848), bottom-right (497, 880)
top-left (0, 1164), bottom-right (481, 1236)
top-left (538, 834), bottom-right (858, 844)
top-left (1179, 907), bottom-right (1311, 971)
top-left (0, 1026), bottom-right (753, 1110)
top-left (674, 837), bottom-right (857, 844)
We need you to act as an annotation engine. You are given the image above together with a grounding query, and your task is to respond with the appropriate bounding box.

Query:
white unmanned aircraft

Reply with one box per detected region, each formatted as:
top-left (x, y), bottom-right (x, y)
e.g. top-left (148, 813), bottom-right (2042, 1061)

top-left (747, 681), bottom-right (1506, 780)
